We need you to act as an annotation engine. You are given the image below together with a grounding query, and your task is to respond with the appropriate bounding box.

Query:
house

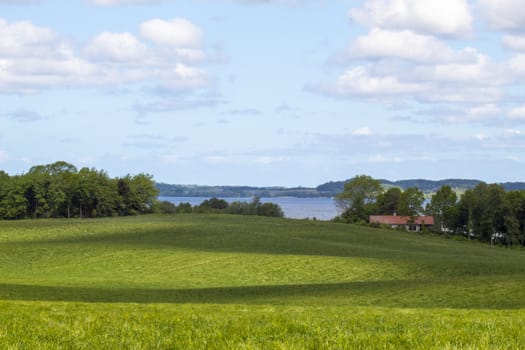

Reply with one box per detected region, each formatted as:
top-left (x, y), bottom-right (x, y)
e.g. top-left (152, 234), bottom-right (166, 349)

top-left (369, 215), bottom-right (435, 232)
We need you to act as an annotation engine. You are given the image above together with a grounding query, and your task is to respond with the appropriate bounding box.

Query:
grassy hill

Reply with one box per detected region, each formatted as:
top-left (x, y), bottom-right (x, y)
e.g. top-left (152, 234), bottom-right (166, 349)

top-left (1, 215), bottom-right (524, 348)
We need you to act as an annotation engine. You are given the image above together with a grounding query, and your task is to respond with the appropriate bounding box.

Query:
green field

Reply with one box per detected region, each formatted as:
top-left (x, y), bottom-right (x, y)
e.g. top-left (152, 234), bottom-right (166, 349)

top-left (0, 215), bottom-right (524, 349)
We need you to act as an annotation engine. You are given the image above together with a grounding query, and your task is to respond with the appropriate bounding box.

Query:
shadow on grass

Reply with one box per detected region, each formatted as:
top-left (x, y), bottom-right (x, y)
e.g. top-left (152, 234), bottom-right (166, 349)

top-left (0, 222), bottom-right (493, 263)
top-left (1, 279), bottom-right (523, 309)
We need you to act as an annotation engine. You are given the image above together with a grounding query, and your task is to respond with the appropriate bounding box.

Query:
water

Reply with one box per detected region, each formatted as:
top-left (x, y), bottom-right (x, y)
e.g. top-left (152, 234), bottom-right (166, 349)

top-left (158, 196), bottom-right (340, 221)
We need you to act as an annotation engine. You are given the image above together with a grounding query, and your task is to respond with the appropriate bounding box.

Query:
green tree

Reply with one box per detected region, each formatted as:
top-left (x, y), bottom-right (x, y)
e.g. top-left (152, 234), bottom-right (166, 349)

top-left (257, 202), bottom-right (284, 217)
top-left (398, 187), bottom-right (425, 218)
top-left (503, 191), bottom-right (525, 246)
top-left (427, 185), bottom-right (458, 233)
top-left (336, 175), bottom-right (383, 223)
top-left (376, 187), bottom-right (402, 215)
top-left (0, 175), bottom-right (28, 219)
top-left (118, 174), bottom-right (158, 215)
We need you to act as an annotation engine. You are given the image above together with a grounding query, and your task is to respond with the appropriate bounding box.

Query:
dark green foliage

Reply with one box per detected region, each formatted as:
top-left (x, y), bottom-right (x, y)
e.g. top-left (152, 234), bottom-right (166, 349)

top-left (152, 200), bottom-right (177, 214)
top-left (336, 175), bottom-right (383, 223)
top-left (176, 202), bottom-right (193, 214)
top-left (195, 197), bottom-right (229, 213)
top-left (427, 185), bottom-right (458, 232)
top-left (398, 187), bottom-right (425, 217)
top-left (376, 187), bottom-right (402, 215)
top-left (0, 161), bottom-right (158, 219)
top-left (257, 202), bottom-right (284, 218)
top-left (195, 196), bottom-right (284, 218)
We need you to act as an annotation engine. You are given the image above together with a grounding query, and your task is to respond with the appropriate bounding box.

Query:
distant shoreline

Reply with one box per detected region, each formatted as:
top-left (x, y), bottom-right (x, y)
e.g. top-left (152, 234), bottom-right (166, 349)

top-left (156, 178), bottom-right (525, 198)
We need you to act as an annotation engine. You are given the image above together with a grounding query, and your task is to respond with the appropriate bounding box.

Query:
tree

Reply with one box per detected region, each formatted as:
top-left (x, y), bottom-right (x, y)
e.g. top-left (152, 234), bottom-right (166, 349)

top-left (503, 191), bottom-right (525, 246)
top-left (457, 183), bottom-right (506, 242)
top-left (336, 175), bottom-right (383, 223)
top-left (376, 187), bottom-right (402, 215)
top-left (257, 202), bottom-right (284, 217)
top-left (0, 162), bottom-right (158, 220)
top-left (398, 187), bottom-right (425, 218)
top-left (427, 185), bottom-right (457, 233)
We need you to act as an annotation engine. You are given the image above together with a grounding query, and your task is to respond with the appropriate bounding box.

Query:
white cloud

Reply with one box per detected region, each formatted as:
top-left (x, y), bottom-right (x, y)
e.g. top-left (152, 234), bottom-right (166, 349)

top-left (140, 18), bottom-right (202, 47)
top-left (347, 28), bottom-right (476, 64)
top-left (348, 0), bottom-right (472, 38)
top-left (478, 0), bottom-right (525, 31)
top-left (503, 35), bottom-right (525, 52)
top-left (0, 17), bottom-right (212, 94)
top-left (429, 53), bottom-right (501, 83)
top-left (85, 32), bottom-right (148, 62)
top-left (320, 44), bottom-right (507, 105)
top-left (508, 54), bottom-right (525, 76)
top-left (0, 19), bottom-right (58, 57)
top-left (333, 66), bottom-right (426, 96)
top-left (160, 63), bottom-right (210, 90)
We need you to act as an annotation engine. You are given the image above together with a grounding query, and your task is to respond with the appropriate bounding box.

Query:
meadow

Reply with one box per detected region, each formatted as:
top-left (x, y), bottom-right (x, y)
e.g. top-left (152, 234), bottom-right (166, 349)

top-left (0, 214), bottom-right (524, 349)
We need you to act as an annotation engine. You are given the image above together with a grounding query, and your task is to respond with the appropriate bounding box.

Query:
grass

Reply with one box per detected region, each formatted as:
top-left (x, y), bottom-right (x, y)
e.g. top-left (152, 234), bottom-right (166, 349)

top-left (0, 214), bottom-right (524, 348)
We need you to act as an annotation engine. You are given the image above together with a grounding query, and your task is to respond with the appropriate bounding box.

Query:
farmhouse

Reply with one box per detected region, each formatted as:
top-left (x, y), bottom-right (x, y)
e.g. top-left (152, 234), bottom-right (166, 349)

top-left (369, 215), bottom-right (435, 232)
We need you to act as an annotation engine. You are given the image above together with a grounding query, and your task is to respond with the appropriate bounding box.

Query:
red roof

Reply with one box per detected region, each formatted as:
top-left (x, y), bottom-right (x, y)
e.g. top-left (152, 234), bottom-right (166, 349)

top-left (369, 215), bottom-right (435, 225)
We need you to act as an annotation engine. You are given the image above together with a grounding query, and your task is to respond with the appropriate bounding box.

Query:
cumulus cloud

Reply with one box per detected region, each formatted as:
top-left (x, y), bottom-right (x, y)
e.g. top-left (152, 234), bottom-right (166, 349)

top-left (0, 19), bottom-right (99, 94)
top-left (508, 54), bottom-right (525, 76)
top-left (140, 18), bottom-right (202, 47)
top-left (478, 0), bottom-right (525, 31)
top-left (503, 35), bottom-right (525, 52)
top-left (85, 32), bottom-right (148, 62)
top-left (0, 17), bottom-right (212, 94)
top-left (160, 63), bottom-right (210, 90)
top-left (0, 19), bottom-right (59, 57)
top-left (344, 28), bottom-right (477, 64)
top-left (330, 66), bottom-right (427, 96)
top-left (348, 0), bottom-right (472, 38)
top-left (314, 0), bottom-right (515, 113)
top-left (315, 55), bottom-right (507, 105)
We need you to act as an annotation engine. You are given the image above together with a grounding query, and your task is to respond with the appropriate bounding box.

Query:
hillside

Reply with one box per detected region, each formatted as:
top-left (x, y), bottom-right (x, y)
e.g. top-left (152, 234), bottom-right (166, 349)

top-left (157, 179), bottom-right (525, 197)
top-left (0, 215), bottom-right (525, 348)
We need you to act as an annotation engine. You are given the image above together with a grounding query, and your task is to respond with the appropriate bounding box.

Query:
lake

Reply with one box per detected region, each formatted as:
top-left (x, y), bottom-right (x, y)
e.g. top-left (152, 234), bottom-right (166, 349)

top-left (158, 196), bottom-right (340, 221)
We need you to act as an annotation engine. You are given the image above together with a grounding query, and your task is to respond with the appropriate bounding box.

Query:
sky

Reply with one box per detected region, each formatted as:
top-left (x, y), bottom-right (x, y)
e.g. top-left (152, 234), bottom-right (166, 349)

top-left (1, 0), bottom-right (525, 186)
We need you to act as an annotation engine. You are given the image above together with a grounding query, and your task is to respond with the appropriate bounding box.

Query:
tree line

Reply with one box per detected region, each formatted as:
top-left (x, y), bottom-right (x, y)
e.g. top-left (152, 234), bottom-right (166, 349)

top-left (336, 175), bottom-right (525, 246)
top-left (0, 161), bottom-right (158, 219)
top-left (156, 196), bottom-right (284, 218)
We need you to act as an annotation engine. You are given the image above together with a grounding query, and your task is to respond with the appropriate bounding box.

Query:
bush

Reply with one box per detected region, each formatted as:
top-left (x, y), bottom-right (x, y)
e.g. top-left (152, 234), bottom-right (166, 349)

top-left (152, 200), bottom-right (177, 214)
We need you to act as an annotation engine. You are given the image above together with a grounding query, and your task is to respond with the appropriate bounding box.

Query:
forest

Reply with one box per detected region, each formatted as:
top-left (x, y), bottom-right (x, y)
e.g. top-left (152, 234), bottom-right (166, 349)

top-left (0, 161), bottom-right (158, 219)
top-left (336, 175), bottom-right (525, 246)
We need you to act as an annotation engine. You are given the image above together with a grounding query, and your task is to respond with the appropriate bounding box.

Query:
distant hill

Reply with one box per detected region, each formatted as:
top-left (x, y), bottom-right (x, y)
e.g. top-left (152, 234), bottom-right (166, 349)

top-left (156, 183), bottom-right (324, 198)
top-left (157, 179), bottom-right (525, 198)
top-left (319, 179), bottom-right (525, 195)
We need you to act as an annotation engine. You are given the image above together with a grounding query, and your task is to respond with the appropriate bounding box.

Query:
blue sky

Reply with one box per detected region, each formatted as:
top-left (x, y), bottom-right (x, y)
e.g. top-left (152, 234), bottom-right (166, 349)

top-left (1, 0), bottom-right (525, 186)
